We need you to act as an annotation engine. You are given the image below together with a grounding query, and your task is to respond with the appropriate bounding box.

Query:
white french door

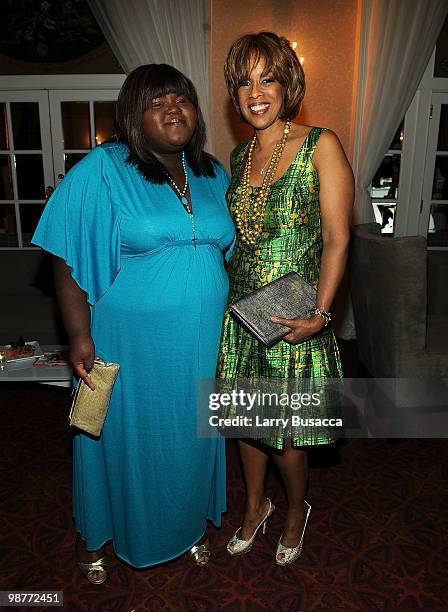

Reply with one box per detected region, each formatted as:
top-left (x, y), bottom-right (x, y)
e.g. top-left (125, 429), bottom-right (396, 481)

top-left (419, 92), bottom-right (448, 249)
top-left (0, 91), bottom-right (54, 247)
top-left (0, 89), bottom-right (119, 249)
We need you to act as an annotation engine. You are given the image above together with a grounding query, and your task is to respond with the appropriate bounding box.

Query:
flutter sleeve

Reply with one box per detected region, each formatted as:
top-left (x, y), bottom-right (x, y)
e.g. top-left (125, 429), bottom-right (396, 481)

top-left (32, 146), bottom-right (121, 306)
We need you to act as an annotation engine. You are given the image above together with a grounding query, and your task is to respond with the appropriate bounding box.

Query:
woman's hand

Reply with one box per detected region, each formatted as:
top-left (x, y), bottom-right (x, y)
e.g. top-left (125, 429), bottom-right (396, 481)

top-left (270, 314), bottom-right (326, 345)
top-left (69, 334), bottom-right (96, 390)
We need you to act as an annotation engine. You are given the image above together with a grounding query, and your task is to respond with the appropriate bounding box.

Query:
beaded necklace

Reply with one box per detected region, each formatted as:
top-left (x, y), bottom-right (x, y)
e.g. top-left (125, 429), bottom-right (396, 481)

top-left (163, 150), bottom-right (197, 249)
top-left (235, 120), bottom-right (291, 247)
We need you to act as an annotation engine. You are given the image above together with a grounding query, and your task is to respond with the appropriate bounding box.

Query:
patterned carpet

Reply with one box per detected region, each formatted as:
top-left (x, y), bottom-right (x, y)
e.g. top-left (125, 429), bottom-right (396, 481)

top-left (1, 362), bottom-right (447, 610)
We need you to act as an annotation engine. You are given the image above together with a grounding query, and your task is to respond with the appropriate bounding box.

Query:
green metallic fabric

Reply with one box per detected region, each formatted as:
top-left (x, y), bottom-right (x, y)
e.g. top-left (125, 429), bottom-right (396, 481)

top-left (217, 127), bottom-right (343, 450)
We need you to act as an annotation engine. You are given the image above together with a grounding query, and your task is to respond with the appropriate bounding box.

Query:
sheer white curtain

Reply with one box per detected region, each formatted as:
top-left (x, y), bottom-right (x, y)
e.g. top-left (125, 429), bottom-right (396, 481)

top-left (87, 0), bottom-right (212, 148)
top-left (352, 0), bottom-right (448, 222)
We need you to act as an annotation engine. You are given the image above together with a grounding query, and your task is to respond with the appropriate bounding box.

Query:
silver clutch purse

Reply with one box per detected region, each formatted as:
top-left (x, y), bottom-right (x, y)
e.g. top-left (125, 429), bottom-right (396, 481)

top-left (229, 272), bottom-right (317, 348)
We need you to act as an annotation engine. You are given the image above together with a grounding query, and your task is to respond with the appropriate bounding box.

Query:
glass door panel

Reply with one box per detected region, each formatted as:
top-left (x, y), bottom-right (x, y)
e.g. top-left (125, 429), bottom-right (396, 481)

top-left (20, 203), bottom-right (46, 247)
top-left (11, 102), bottom-right (42, 149)
top-left (370, 119), bottom-right (404, 234)
top-left (0, 204), bottom-right (17, 247)
top-left (94, 101), bottom-right (116, 145)
top-left (49, 90), bottom-right (118, 182)
top-left (432, 155), bottom-right (448, 199)
top-left (15, 154), bottom-right (45, 199)
top-left (0, 103), bottom-right (9, 150)
top-left (61, 101), bottom-right (91, 149)
top-left (64, 153), bottom-right (88, 174)
top-left (369, 153), bottom-right (401, 199)
top-left (428, 204), bottom-right (448, 247)
top-left (0, 155), bottom-right (14, 199)
top-left (437, 105), bottom-right (448, 151)
top-left (433, 13), bottom-right (448, 78)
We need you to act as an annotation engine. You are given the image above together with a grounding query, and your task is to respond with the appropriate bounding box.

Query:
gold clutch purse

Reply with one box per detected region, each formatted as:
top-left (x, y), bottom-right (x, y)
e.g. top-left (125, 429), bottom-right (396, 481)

top-left (69, 358), bottom-right (120, 437)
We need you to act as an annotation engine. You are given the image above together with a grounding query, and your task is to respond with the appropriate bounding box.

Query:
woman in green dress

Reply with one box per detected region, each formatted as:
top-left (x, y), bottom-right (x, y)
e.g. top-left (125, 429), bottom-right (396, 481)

top-left (217, 32), bottom-right (354, 565)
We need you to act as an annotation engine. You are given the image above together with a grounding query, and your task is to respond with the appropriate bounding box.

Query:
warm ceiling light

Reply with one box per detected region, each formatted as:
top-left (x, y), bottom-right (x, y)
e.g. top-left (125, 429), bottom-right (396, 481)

top-left (291, 42), bottom-right (304, 64)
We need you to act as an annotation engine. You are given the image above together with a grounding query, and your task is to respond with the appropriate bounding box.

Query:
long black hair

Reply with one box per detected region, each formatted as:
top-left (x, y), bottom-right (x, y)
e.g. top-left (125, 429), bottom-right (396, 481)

top-left (115, 64), bottom-right (215, 183)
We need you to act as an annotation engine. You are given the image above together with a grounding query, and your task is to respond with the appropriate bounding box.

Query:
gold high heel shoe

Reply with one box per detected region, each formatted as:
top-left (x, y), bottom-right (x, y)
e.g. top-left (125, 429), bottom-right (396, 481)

top-left (227, 498), bottom-right (275, 556)
top-left (77, 556), bottom-right (108, 584)
top-left (276, 500), bottom-right (311, 566)
top-left (188, 538), bottom-right (211, 566)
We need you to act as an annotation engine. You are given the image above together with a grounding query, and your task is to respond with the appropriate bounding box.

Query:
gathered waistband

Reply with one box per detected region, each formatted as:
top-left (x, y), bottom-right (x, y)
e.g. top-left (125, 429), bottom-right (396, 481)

top-left (122, 239), bottom-right (221, 259)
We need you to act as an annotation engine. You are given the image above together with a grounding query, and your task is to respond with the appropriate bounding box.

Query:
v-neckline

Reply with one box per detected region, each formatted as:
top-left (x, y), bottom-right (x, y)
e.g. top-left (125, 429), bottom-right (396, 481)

top-left (242, 127), bottom-right (315, 189)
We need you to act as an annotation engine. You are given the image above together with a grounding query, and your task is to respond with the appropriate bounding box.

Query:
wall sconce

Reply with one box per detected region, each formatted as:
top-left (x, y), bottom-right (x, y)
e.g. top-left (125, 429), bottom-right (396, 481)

top-left (291, 41), bottom-right (304, 65)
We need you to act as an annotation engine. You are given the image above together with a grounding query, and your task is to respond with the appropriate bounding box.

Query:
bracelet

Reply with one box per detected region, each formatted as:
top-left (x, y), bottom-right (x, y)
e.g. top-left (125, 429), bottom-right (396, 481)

top-left (310, 307), bottom-right (332, 327)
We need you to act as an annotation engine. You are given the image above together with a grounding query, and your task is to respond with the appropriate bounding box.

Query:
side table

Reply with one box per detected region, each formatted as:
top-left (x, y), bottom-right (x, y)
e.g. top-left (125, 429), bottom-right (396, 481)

top-left (0, 344), bottom-right (72, 386)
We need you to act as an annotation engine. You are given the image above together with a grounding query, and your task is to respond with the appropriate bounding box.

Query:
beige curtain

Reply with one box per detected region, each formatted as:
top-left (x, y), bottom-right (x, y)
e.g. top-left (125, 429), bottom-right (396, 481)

top-left (87, 0), bottom-right (213, 149)
top-left (352, 0), bottom-right (448, 223)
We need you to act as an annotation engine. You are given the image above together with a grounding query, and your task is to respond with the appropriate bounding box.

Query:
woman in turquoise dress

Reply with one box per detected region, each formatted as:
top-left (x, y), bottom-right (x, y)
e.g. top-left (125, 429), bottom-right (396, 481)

top-left (217, 33), bottom-right (354, 565)
top-left (32, 64), bottom-right (235, 580)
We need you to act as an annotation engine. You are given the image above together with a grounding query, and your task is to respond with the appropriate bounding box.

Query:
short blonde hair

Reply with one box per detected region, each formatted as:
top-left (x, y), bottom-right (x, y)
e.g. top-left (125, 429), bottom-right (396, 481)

top-left (224, 32), bottom-right (306, 121)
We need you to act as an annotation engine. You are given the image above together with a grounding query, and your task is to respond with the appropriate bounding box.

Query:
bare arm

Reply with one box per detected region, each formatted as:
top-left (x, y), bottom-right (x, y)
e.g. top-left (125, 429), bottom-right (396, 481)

top-left (271, 130), bottom-right (354, 343)
top-left (53, 256), bottom-right (95, 389)
top-left (313, 130), bottom-right (354, 311)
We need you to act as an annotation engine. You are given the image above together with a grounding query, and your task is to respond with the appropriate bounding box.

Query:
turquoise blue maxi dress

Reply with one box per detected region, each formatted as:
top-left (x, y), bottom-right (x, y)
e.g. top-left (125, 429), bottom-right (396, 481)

top-left (32, 142), bottom-right (235, 568)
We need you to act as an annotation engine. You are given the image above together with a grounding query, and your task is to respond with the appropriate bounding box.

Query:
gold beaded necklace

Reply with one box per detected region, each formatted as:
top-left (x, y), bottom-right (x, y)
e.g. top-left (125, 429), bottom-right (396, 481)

top-left (235, 120), bottom-right (291, 247)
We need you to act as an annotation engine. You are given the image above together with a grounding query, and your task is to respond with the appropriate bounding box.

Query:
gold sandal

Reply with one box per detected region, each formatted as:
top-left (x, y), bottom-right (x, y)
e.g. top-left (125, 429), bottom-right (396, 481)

top-left (77, 556), bottom-right (108, 584)
top-left (188, 538), bottom-right (211, 566)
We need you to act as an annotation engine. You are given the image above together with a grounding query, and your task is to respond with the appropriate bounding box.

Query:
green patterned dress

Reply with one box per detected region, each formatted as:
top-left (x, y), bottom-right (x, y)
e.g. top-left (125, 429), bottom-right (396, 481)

top-left (217, 127), bottom-right (342, 450)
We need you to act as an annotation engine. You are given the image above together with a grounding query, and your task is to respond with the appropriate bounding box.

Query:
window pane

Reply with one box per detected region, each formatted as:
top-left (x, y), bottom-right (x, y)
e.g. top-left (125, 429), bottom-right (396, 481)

top-left (0, 204), bottom-right (18, 246)
top-left (15, 154), bottom-right (44, 199)
top-left (0, 156), bottom-right (13, 199)
top-left (389, 120), bottom-right (404, 150)
top-left (369, 154), bottom-right (401, 199)
top-left (11, 102), bottom-right (41, 150)
top-left (0, 103), bottom-right (8, 150)
top-left (434, 14), bottom-right (448, 78)
top-left (428, 204), bottom-right (448, 247)
top-left (372, 202), bottom-right (396, 234)
top-left (437, 105), bottom-right (448, 152)
top-left (94, 101), bottom-right (116, 145)
top-left (64, 153), bottom-right (87, 174)
top-left (432, 156), bottom-right (448, 200)
top-left (61, 102), bottom-right (91, 149)
top-left (20, 204), bottom-right (45, 247)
